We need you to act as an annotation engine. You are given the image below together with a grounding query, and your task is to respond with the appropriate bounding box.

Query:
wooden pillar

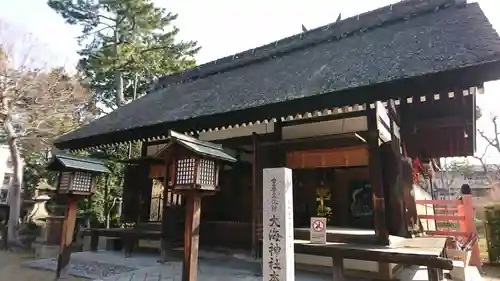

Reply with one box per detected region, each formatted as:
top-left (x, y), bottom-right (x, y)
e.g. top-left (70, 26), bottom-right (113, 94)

top-left (385, 99), bottom-right (407, 237)
top-left (103, 175), bottom-right (110, 228)
top-left (160, 160), bottom-right (173, 262)
top-left (332, 256), bottom-right (345, 281)
top-left (182, 194), bottom-right (202, 281)
top-left (367, 106), bottom-right (389, 245)
top-left (427, 267), bottom-right (439, 281)
top-left (55, 196), bottom-right (78, 280)
top-left (138, 164), bottom-right (153, 222)
top-left (369, 103), bottom-right (391, 280)
top-left (251, 133), bottom-right (257, 257)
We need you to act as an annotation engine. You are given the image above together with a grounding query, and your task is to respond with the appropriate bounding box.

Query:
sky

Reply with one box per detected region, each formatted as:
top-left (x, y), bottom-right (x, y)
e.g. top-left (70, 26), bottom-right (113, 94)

top-left (0, 0), bottom-right (500, 163)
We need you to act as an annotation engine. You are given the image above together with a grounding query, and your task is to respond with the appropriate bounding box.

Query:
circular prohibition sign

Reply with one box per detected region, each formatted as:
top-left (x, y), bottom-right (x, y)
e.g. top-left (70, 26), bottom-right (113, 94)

top-left (312, 220), bottom-right (325, 232)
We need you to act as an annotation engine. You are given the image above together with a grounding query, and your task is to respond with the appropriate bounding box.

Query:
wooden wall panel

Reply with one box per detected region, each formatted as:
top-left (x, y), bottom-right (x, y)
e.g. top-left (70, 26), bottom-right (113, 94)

top-left (332, 167), bottom-right (369, 227)
top-left (149, 164), bottom-right (166, 178)
top-left (286, 145), bottom-right (368, 169)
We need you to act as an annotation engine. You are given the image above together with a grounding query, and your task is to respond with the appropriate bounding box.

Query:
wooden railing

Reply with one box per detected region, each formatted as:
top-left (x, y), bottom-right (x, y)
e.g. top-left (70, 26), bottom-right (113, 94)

top-left (415, 194), bottom-right (481, 266)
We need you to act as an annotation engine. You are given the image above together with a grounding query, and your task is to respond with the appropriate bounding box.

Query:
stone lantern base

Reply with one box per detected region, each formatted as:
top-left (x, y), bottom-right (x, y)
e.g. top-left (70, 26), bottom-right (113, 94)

top-left (44, 216), bottom-right (65, 245)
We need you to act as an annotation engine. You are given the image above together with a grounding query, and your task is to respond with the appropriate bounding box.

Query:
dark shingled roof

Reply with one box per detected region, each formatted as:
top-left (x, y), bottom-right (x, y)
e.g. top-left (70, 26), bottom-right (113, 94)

top-left (162, 130), bottom-right (237, 162)
top-left (46, 153), bottom-right (110, 173)
top-left (55, 0), bottom-right (500, 149)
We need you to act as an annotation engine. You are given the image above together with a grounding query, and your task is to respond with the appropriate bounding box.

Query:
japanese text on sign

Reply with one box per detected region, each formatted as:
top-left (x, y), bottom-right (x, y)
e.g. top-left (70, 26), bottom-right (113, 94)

top-left (263, 168), bottom-right (294, 281)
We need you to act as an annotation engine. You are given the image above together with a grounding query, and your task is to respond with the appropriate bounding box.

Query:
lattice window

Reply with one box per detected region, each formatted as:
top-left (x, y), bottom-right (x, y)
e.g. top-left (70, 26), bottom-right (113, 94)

top-left (176, 158), bottom-right (196, 185)
top-left (199, 159), bottom-right (215, 186)
top-left (72, 172), bottom-right (92, 192)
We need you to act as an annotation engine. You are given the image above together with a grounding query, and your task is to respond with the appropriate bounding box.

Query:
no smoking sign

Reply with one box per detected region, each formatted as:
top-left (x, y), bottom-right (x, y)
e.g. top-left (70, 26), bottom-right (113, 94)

top-left (310, 217), bottom-right (327, 244)
top-left (312, 220), bottom-right (325, 232)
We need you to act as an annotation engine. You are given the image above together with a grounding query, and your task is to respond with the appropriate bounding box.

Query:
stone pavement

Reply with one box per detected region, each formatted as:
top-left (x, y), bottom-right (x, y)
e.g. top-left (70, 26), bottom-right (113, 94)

top-left (23, 250), bottom-right (488, 281)
top-left (95, 259), bottom-right (336, 281)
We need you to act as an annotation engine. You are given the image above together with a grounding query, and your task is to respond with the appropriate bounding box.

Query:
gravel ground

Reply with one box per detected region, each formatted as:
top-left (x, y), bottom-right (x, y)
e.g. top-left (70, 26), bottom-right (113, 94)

top-left (0, 250), bottom-right (85, 281)
top-left (23, 257), bottom-right (138, 279)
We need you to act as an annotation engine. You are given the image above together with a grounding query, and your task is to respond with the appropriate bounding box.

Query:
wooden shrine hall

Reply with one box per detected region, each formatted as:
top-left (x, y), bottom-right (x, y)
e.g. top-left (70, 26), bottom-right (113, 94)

top-left (54, 0), bottom-right (500, 279)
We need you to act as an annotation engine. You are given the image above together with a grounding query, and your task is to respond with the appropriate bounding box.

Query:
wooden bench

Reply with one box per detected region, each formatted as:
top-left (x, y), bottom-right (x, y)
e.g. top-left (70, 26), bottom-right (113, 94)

top-left (294, 237), bottom-right (452, 281)
top-left (82, 228), bottom-right (162, 257)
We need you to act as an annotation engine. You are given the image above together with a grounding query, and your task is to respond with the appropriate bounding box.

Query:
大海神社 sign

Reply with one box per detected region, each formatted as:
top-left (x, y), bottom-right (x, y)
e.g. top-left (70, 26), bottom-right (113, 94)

top-left (263, 168), bottom-right (294, 281)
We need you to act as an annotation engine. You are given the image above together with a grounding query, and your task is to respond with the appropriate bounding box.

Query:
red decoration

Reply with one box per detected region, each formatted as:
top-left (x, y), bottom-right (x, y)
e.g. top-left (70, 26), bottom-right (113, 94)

top-left (412, 158), bottom-right (422, 184)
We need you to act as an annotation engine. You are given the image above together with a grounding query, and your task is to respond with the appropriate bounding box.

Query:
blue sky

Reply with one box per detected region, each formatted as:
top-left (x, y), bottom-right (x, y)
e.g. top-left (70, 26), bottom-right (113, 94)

top-left (1, 0), bottom-right (500, 162)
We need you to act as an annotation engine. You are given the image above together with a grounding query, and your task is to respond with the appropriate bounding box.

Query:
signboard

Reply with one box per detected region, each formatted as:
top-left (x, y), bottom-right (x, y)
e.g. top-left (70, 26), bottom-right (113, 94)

top-left (310, 217), bottom-right (327, 244)
top-left (263, 168), bottom-right (294, 281)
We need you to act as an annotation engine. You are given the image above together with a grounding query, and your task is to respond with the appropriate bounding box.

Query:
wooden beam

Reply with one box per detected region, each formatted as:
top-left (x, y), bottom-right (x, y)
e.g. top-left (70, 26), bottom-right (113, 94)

top-left (410, 116), bottom-right (471, 130)
top-left (282, 109), bottom-right (367, 127)
top-left (294, 243), bottom-right (453, 270)
top-left (259, 132), bottom-right (367, 147)
top-left (387, 99), bottom-right (400, 125)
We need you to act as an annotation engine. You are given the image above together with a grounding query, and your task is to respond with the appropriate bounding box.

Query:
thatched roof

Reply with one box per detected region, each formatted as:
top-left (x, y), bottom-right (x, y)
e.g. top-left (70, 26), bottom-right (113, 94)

top-left (55, 0), bottom-right (500, 150)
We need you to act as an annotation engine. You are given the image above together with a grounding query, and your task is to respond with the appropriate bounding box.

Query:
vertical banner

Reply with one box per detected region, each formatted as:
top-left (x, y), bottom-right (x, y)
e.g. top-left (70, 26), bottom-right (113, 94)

top-left (263, 168), bottom-right (294, 281)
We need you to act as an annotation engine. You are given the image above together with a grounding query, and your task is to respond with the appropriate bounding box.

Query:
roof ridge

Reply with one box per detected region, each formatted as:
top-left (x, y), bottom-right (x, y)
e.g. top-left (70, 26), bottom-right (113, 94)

top-left (56, 153), bottom-right (107, 165)
top-left (154, 0), bottom-right (463, 90)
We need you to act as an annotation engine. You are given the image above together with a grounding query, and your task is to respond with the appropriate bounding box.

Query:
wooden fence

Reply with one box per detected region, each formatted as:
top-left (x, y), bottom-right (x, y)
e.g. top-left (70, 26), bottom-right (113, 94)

top-left (415, 194), bottom-right (481, 266)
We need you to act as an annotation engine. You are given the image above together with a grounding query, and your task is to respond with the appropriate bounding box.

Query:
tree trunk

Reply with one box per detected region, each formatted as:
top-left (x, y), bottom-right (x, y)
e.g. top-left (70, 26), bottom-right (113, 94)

top-left (113, 27), bottom-right (125, 106)
top-left (4, 120), bottom-right (22, 246)
top-left (127, 73), bottom-right (139, 158)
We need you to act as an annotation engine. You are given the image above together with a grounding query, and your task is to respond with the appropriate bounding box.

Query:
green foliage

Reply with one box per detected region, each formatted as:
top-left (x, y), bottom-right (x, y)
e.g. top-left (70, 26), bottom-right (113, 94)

top-left (48, 0), bottom-right (200, 226)
top-left (72, 143), bottom-right (141, 227)
top-left (485, 204), bottom-right (500, 263)
top-left (18, 221), bottom-right (41, 237)
top-left (23, 150), bottom-right (58, 199)
top-left (48, 0), bottom-right (200, 108)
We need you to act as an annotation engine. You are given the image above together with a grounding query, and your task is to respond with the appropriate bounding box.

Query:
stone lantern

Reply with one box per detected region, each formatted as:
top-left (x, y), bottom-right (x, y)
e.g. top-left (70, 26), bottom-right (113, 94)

top-left (159, 130), bottom-right (236, 281)
top-left (46, 153), bottom-right (110, 279)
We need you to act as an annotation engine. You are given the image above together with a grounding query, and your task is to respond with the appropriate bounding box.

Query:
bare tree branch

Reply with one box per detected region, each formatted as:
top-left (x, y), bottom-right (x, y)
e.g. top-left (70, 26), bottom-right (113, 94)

top-left (0, 20), bottom-right (98, 247)
top-left (472, 143), bottom-right (491, 174)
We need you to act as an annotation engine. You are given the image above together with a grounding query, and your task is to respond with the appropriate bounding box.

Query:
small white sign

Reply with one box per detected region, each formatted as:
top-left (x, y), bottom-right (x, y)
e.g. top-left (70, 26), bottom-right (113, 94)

top-left (310, 217), bottom-right (327, 244)
top-left (263, 168), bottom-right (294, 281)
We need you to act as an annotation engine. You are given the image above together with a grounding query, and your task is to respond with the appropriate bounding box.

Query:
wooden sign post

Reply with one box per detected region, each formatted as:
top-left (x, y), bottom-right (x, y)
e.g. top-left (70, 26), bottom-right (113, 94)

top-left (263, 168), bottom-right (295, 281)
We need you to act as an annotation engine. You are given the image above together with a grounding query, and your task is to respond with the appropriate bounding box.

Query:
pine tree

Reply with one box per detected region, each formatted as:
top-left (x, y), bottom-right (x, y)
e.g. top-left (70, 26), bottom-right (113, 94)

top-left (48, 0), bottom-right (200, 108)
top-left (49, 0), bottom-right (200, 227)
